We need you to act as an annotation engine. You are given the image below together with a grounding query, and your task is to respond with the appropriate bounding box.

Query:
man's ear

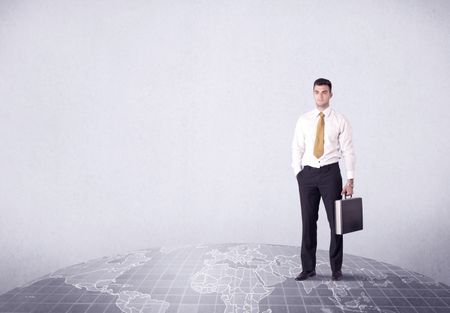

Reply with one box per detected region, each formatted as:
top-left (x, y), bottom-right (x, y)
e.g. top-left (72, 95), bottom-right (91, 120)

top-left (330, 92), bottom-right (333, 98)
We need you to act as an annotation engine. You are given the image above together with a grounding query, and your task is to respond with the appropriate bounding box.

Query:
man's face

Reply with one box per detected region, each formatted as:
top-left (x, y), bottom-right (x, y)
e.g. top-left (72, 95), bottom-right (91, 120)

top-left (313, 85), bottom-right (332, 108)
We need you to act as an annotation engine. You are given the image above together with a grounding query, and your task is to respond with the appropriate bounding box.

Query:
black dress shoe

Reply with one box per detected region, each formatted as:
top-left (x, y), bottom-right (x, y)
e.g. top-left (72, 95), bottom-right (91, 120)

top-left (331, 270), bottom-right (343, 281)
top-left (295, 270), bottom-right (316, 281)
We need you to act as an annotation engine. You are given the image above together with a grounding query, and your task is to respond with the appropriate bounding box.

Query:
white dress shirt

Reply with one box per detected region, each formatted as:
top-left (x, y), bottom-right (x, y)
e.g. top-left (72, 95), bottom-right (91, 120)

top-left (291, 106), bottom-right (355, 179)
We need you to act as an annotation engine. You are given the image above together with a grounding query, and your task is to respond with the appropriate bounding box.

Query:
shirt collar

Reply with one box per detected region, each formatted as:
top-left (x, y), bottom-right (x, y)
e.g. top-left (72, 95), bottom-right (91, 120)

top-left (314, 106), bottom-right (332, 118)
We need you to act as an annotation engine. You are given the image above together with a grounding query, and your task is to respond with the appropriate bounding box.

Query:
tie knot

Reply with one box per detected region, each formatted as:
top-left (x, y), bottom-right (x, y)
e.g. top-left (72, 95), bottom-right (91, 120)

top-left (319, 112), bottom-right (324, 118)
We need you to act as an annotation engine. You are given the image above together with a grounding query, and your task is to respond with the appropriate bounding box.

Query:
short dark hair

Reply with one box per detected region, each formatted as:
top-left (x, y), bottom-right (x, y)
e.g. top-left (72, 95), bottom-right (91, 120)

top-left (313, 78), bottom-right (332, 92)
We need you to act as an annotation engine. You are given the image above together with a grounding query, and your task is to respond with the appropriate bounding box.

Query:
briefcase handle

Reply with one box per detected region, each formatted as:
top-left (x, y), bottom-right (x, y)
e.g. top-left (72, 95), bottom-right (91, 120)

top-left (344, 194), bottom-right (352, 199)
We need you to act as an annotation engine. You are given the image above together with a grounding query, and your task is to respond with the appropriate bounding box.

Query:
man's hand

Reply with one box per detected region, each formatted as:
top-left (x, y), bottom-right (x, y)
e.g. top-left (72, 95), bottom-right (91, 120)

top-left (341, 179), bottom-right (354, 197)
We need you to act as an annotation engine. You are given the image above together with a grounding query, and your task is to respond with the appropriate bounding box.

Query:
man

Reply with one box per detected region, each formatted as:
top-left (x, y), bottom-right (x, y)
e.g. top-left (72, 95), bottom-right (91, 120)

top-left (291, 78), bottom-right (355, 281)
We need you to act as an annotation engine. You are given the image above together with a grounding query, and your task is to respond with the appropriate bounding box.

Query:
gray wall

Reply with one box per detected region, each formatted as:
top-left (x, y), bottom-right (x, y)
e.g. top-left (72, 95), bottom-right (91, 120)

top-left (1, 0), bottom-right (450, 293)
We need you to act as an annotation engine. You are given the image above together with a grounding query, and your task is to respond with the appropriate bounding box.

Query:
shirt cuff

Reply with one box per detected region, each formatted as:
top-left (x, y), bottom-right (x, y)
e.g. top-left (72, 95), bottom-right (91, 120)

top-left (293, 166), bottom-right (302, 176)
top-left (346, 171), bottom-right (354, 180)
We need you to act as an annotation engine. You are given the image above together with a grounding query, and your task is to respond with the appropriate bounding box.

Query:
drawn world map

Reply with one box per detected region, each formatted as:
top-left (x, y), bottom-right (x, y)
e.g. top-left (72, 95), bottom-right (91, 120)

top-left (1, 243), bottom-right (449, 313)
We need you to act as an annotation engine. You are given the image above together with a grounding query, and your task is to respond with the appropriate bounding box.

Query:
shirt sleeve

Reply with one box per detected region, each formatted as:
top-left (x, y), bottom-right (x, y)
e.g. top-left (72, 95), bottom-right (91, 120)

top-left (291, 118), bottom-right (305, 176)
top-left (339, 116), bottom-right (356, 179)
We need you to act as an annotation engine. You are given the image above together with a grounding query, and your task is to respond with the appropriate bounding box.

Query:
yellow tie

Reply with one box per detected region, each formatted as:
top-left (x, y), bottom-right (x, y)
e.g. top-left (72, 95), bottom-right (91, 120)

top-left (314, 112), bottom-right (325, 158)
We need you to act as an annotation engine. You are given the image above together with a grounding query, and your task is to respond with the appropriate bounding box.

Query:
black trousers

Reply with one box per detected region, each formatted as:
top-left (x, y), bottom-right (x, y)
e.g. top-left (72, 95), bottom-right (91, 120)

top-left (296, 162), bottom-right (343, 273)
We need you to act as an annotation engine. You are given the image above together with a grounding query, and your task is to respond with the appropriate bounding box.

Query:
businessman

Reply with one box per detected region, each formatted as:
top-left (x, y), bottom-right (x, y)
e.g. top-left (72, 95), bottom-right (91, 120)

top-left (291, 78), bottom-right (355, 281)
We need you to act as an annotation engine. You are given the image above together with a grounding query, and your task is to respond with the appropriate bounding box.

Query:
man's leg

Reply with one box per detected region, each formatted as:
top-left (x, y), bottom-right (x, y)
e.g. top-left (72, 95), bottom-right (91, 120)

top-left (318, 163), bottom-right (343, 273)
top-left (297, 168), bottom-right (321, 272)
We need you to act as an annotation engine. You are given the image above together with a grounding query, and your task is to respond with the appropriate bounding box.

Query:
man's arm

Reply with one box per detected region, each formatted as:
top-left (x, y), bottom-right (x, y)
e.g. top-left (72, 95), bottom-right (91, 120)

top-left (339, 117), bottom-right (356, 195)
top-left (291, 118), bottom-right (305, 176)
